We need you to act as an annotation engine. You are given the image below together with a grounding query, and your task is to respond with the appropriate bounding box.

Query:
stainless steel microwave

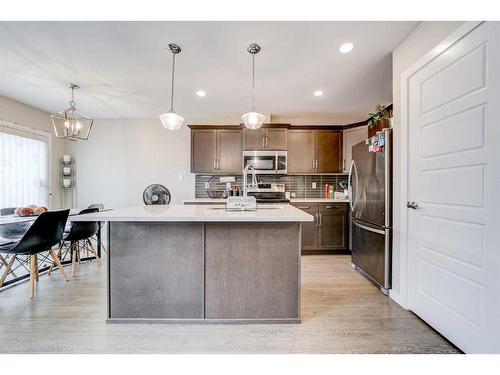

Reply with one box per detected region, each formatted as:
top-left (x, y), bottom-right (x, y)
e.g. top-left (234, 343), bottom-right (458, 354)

top-left (242, 150), bottom-right (287, 174)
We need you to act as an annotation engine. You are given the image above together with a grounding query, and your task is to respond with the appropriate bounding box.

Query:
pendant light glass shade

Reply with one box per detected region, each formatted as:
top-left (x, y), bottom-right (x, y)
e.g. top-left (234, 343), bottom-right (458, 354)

top-left (159, 110), bottom-right (184, 130)
top-left (241, 111), bottom-right (265, 130)
top-left (159, 43), bottom-right (184, 131)
top-left (242, 43), bottom-right (265, 130)
top-left (51, 84), bottom-right (93, 141)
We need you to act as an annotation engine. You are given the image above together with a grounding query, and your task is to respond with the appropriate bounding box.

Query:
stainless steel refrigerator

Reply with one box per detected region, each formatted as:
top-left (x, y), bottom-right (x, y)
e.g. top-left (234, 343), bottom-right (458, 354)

top-left (348, 128), bottom-right (392, 294)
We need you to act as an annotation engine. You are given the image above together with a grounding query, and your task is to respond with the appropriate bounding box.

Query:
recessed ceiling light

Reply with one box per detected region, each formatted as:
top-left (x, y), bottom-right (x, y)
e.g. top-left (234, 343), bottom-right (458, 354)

top-left (339, 42), bottom-right (354, 54)
top-left (313, 90), bottom-right (323, 97)
top-left (196, 90), bottom-right (206, 97)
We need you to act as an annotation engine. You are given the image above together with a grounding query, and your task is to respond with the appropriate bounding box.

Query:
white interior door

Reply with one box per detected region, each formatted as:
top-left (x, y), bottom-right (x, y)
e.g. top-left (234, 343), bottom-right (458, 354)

top-left (407, 22), bottom-right (500, 353)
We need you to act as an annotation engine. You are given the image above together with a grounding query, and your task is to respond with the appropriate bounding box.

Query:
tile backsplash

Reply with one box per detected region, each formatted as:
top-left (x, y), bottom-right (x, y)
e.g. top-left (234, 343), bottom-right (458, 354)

top-left (195, 174), bottom-right (348, 199)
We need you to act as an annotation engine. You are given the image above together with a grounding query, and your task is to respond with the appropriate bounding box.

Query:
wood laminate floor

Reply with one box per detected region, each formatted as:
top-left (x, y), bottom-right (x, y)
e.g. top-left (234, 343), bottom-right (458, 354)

top-left (0, 255), bottom-right (459, 353)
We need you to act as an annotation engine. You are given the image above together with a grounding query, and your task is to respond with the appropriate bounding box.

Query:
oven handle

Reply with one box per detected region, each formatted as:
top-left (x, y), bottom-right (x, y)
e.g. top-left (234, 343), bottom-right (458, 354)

top-left (352, 220), bottom-right (386, 235)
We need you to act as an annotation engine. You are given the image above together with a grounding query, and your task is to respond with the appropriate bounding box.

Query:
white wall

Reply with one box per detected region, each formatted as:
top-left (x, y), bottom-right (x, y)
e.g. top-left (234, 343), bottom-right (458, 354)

top-left (65, 119), bottom-right (195, 209)
top-left (0, 95), bottom-right (66, 208)
top-left (391, 21), bottom-right (463, 305)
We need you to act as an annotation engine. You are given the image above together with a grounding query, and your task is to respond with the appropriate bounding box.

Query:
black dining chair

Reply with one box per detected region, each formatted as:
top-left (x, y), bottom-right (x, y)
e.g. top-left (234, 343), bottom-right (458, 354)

top-left (51, 208), bottom-right (101, 278)
top-left (0, 209), bottom-right (70, 298)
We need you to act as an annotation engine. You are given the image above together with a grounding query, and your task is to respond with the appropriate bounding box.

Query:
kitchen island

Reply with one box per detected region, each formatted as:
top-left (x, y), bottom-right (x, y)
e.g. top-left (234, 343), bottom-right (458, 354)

top-left (71, 204), bottom-right (313, 324)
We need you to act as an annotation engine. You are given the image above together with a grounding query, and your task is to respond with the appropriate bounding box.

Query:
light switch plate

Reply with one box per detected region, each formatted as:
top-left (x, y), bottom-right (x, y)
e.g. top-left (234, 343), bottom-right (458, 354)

top-left (312, 182), bottom-right (317, 189)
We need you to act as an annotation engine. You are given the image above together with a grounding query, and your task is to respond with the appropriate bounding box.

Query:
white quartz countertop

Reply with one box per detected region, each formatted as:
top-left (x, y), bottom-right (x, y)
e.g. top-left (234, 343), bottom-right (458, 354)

top-left (70, 204), bottom-right (314, 222)
top-left (182, 198), bottom-right (349, 204)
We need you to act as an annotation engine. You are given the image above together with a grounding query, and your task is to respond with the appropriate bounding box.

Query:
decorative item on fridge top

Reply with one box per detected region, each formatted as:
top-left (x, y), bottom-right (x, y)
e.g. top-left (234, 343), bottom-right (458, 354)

top-left (367, 104), bottom-right (393, 138)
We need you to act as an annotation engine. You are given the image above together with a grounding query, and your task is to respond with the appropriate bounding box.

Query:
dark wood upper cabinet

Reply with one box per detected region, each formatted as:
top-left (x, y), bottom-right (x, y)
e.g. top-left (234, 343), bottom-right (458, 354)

top-left (288, 130), bottom-right (315, 173)
top-left (243, 128), bottom-right (287, 150)
top-left (217, 130), bottom-right (242, 173)
top-left (191, 129), bottom-right (242, 173)
top-left (243, 128), bottom-right (267, 149)
top-left (315, 130), bottom-right (343, 173)
top-left (266, 128), bottom-right (287, 149)
top-left (191, 129), bottom-right (218, 173)
top-left (288, 129), bottom-right (342, 173)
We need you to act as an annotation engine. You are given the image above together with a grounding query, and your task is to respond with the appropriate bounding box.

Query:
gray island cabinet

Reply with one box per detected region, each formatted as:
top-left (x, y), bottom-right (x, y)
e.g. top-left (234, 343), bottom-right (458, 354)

top-left (70, 205), bottom-right (313, 324)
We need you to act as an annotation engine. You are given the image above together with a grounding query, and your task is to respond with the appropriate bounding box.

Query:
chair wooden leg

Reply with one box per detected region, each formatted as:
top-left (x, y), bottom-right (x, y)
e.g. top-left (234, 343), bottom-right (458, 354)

top-left (76, 241), bottom-right (81, 263)
top-left (0, 255), bottom-right (16, 288)
top-left (50, 250), bottom-right (68, 282)
top-left (48, 243), bottom-right (64, 276)
top-left (29, 254), bottom-right (36, 299)
top-left (71, 242), bottom-right (77, 278)
top-left (34, 254), bottom-right (39, 282)
top-left (86, 240), bottom-right (102, 264)
top-left (0, 254), bottom-right (18, 278)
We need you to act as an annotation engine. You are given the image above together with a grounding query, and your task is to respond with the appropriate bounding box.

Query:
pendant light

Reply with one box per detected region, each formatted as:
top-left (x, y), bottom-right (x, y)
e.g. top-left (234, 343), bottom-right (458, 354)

top-left (241, 43), bottom-right (265, 130)
top-left (159, 43), bottom-right (184, 130)
top-left (51, 83), bottom-right (93, 141)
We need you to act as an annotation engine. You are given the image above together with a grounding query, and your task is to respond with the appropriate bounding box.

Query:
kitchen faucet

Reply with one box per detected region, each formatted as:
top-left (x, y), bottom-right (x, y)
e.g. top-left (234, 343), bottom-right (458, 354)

top-left (243, 164), bottom-right (258, 197)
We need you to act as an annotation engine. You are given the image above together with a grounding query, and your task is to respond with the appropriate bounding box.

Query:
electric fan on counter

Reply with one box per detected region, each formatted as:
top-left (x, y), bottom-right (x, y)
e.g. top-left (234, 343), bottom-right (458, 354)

top-left (142, 184), bottom-right (171, 205)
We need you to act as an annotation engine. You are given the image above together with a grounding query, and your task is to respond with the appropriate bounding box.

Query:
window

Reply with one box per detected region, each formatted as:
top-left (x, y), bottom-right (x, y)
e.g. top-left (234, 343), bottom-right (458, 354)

top-left (0, 122), bottom-right (50, 208)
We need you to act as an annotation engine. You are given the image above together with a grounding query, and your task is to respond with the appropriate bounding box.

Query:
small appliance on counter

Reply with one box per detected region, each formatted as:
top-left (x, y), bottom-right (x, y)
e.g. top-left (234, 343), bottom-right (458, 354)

top-left (246, 183), bottom-right (289, 203)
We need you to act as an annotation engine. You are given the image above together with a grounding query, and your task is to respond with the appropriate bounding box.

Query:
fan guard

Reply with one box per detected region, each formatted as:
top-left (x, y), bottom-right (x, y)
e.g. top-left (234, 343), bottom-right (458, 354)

top-left (143, 184), bottom-right (171, 205)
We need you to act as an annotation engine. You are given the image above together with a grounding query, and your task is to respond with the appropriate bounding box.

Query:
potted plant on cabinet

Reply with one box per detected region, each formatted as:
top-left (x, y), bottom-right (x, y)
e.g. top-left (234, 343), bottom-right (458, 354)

top-left (367, 104), bottom-right (393, 137)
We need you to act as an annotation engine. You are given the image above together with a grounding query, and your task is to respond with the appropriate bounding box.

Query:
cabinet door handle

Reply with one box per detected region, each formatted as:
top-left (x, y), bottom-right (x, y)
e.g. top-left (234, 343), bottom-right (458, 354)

top-left (265, 136), bottom-right (268, 148)
top-left (217, 159), bottom-right (219, 170)
top-left (312, 159), bottom-right (315, 171)
top-left (297, 206), bottom-right (311, 209)
top-left (318, 213), bottom-right (322, 227)
top-left (262, 137), bottom-right (265, 148)
top-left (213, 159), bottom-right (217, 170)
top-left (325, 205), bottom-right (339, 209)
top-left (315, 160), bottom-right (319, 171)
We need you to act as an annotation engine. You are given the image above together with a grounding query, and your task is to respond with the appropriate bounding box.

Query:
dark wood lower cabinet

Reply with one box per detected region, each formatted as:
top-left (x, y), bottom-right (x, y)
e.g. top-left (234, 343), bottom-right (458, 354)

top-left (293, 202), bottom-right (348, 254)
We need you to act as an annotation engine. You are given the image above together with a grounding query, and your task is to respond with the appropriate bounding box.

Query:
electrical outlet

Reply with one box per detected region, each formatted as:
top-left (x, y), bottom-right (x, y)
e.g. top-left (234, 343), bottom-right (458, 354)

top-left (205, 182), bottom-right (210, 189)
top-left (312, 182), bottom-right (317, 189)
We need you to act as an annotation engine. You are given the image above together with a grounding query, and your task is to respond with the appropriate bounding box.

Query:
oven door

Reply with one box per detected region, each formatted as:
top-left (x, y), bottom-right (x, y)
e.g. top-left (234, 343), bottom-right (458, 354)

top-left (243, 151), bottom-right (277, 174)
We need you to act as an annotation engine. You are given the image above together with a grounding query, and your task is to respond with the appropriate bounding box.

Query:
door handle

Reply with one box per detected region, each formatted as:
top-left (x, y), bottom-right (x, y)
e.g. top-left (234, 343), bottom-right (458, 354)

top-left (407, 201), bottom-right (419, 209)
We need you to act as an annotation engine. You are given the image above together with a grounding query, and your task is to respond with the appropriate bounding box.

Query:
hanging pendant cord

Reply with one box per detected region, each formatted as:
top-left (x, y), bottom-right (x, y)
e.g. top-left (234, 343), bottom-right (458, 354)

top-left (70, 87), bottom-right (76, 109)
top-left (252, 53), bottom-right (255, 112)
top-left (170, 52), bottom-right (176, 111)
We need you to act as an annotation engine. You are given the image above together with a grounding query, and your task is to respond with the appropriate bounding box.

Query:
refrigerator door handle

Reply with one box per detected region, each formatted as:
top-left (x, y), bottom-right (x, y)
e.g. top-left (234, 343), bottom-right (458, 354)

top-left (352, 220), bottom-right (386, 235)
top-left (348, 160), bottom-right (358, 211)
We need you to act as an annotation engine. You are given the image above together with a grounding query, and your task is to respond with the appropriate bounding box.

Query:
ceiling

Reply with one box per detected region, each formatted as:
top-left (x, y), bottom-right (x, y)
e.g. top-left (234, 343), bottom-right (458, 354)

top-left (0, 21), bottom-right (417, 125)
